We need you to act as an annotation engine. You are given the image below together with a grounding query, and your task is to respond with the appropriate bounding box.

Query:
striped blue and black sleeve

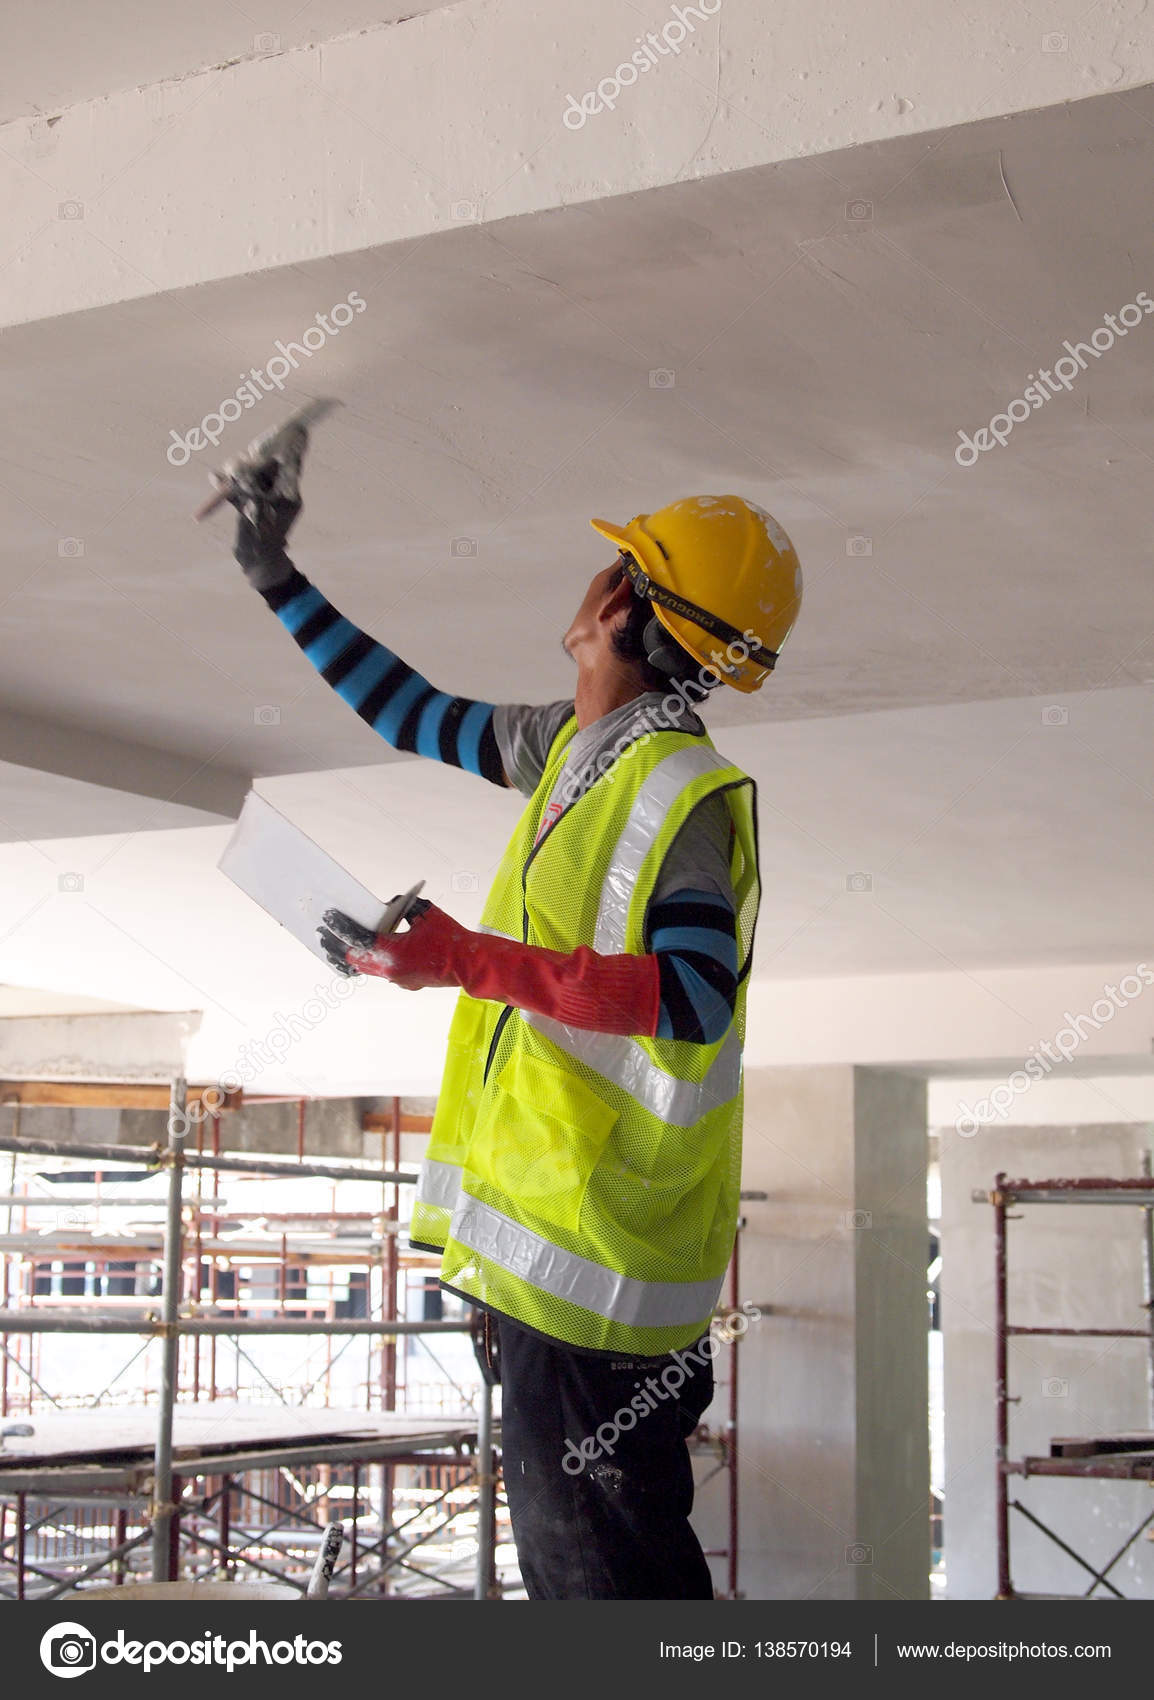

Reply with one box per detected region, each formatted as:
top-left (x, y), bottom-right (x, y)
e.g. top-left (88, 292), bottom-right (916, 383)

top-left (647, 888), bottom-right (738, 1044)
top-left (262, 568), bottom-right (507, 786)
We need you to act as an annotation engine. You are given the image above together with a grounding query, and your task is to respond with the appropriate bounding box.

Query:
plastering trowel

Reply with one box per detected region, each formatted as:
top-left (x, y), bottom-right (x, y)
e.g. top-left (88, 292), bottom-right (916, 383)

top-left (192, 396), bottom-right (341, 522)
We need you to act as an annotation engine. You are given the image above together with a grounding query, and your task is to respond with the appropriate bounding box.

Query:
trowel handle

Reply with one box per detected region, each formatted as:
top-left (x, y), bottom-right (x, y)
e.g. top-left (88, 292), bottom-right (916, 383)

top-left (194, 476), bottom-right (232, 524)
top-left (192, 397), bottom-right (339, 522)
top-left (306, 1520), bottom-right (345, 1599)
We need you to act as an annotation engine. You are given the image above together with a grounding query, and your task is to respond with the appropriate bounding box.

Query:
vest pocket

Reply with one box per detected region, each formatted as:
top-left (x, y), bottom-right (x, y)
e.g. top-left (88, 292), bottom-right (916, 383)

top-left (464, 1049), bottom-right (619, 1235)
top-left (430, 995), bottom-right (498, 1161)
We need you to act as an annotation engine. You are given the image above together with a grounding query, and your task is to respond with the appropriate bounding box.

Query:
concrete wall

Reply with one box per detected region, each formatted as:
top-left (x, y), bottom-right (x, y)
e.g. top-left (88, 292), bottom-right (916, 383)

top-left (124, 1097), bottom-right (371, 1159)
top-left (695, 1064), bottom-right (928, 1599)
top-left (0, 1012), bottom-right (201, 1083)
top-left (940, 1121), bottom-right (1154, 1598)
top-left (10, 1097), bottom-right (372, 1160)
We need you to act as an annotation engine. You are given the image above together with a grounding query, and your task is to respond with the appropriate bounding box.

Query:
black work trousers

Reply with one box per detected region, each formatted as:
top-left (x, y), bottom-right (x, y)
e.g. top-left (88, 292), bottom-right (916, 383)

top-left (493, 1314), bottom-right (715, 1600)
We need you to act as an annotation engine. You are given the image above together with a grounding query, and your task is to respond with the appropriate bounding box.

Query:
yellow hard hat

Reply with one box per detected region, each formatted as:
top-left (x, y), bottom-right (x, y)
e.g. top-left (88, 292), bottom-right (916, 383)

top-left (589, 495), bottom-right (802, 693)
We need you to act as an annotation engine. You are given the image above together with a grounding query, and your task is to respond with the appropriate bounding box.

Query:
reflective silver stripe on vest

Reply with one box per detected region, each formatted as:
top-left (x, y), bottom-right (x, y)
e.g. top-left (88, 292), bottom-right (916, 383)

top-left (417, 1156), bottom-right (463, 1211)
top-left (594, 744), bottom-right (733, 955)
top-left (523, 1013), bottom-right (741, 1127)
top-left (477, 742), bottom-right (742, 1128)
top-left (451, 1196), bottom-right (724, 1328)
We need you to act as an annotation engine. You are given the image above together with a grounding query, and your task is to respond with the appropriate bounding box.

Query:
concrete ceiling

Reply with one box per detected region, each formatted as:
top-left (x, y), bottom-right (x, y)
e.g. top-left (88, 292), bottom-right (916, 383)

top-left (0, 985), bottom-right (138, 1017)
top-left (19, 672), bottom-right (1154, 966)
top-left (0, 2), bottom-right (458, 126)
top-left (3, 87), bottom-right (1154, 787)
top-left (0, 676), bottom-right (1150, 1082)
top-left (2, 85), bottom-right (1154, 1083)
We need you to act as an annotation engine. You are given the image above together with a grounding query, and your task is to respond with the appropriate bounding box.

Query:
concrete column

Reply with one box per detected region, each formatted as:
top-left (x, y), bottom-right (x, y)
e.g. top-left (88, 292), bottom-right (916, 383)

top-left (697, 1064), bottom-right (928, 1599)
top-left (940, 1121), bottom-right (1154, 1598)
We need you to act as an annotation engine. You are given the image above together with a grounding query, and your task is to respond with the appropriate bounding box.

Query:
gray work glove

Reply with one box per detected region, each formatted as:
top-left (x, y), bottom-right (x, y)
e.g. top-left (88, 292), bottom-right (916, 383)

top-left (224, 424), bottom-right (308, 592)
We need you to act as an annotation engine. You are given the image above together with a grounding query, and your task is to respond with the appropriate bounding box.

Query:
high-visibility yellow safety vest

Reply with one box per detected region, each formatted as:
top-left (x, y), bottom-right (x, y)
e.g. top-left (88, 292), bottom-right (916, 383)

top-left (410, 713), bottom-right (760, 1357)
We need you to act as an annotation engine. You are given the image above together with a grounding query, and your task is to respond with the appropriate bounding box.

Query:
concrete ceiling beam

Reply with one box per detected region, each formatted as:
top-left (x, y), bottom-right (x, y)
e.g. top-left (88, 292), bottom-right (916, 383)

top-left (0, 708), bottom-right (248, 841)
top-left (4, 0), bottom-right (1153, 329)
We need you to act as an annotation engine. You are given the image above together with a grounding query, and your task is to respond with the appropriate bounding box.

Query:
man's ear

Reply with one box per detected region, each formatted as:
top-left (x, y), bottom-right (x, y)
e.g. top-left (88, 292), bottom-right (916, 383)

top-left (597, 569), bottom-right (637, 631)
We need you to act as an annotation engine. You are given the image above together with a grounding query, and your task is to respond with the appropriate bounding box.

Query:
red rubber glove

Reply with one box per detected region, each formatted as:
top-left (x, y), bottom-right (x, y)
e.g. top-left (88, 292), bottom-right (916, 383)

top-left (325, 903), bottom-right (660, 1037)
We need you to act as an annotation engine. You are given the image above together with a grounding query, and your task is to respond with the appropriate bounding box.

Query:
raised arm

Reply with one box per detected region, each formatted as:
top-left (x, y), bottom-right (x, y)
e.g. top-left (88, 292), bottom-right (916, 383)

top-left (225, 426), bottom-right (507, 786)
top-left (260, 566), bottom-right (506, 785)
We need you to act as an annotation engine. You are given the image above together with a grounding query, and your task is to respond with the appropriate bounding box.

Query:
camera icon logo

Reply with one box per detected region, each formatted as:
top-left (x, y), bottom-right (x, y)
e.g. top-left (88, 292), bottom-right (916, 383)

top-left (451, 871), bottom-right (479, 893)
top-left (1042, 31), bottom-right (1068, 53)
top-left (450, 538), bottom-right (478, 558)
top-left (40, 1623), bottom-right (97, 1677)
top-left (845, 1543), bottom-right (873, 1565)
top-left (58, 202), bottom-right (84, 221)
top-left (58, 538), bottom-right (85, 558)
top-left (253, 705), bottom-right (281, 725)
top-left (1041, 705), bottom-right (1068, 726)
top-left (845, 200), bottom-right (873, 221)
top-left (451, 200), bottom-right (480, 222)
top-left (846, 872), bottom-right (872, 893)
top-left (1042, 1377), bottom-right (1069, 1397)
top-left (58, 873), bottom-right (84, 893)
top-left (844, 1209), bottom-right (873, 1231)
top-left (845, 534), bottom-right (872, 557)
top-left (254, 31), bottom-right (282, 51)
top-left (649, 369), bottom-right (676, 389)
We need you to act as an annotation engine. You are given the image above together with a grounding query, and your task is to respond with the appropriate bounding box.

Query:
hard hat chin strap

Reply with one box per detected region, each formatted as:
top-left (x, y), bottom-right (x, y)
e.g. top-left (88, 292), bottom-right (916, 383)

top-left (618, 551), bottom-right (779, 672)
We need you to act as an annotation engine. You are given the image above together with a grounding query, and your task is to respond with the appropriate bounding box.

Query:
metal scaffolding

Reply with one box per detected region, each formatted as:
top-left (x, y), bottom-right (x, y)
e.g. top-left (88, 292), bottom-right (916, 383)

top-left (693, 1192), bottom-right (762, 1599)
top-left (0, 1082), bottom-right (504, 1600)
top-left (985, 1168), bottom-right (1154, 1600)
top-left (1, 1080), bottom-right (748, 1600)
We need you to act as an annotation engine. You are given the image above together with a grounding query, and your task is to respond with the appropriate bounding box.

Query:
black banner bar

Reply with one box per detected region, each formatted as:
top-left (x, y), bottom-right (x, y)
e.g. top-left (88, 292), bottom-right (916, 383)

top-left (6, 1600), bottom-right (1140, 1695)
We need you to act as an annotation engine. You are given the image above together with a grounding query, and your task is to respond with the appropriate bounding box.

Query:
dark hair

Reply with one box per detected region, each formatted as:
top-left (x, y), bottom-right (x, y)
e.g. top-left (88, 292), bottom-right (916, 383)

top-left (607, 561), bottom-right (718, 696)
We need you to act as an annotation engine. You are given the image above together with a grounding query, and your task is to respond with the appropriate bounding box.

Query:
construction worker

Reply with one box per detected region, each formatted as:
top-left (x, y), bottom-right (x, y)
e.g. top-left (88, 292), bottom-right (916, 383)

top-left (223, 432), bottom-right (802, 1599)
